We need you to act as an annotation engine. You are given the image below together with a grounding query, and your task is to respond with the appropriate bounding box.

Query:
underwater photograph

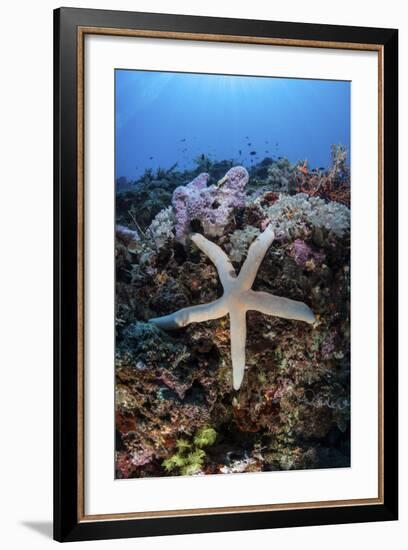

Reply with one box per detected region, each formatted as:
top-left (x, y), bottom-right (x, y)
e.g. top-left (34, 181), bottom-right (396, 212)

top-left (114, 69), bottom-right (351, 479)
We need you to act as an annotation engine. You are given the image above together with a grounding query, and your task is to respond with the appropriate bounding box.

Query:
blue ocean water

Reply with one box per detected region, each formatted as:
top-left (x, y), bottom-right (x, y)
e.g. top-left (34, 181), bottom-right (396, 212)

top-left (115, 69), bottom-right (350, 182)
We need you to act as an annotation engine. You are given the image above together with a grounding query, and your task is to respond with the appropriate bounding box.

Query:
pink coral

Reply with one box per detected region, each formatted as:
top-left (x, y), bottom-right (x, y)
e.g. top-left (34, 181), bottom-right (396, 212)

top-left (291, 239), bottom-right (313, 266)
top-left (130, 446), bottom-right (154, 467)
top-left (290, 239), bottom-right (325, 270)
top-left (172, 166), bottom-right (249, 241)
top-left (172, 172), bottom-right (210, 240)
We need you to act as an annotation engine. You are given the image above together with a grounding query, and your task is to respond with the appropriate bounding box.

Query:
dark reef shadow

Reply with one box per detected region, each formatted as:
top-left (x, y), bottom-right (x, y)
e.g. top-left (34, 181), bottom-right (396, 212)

top-left (21, 521), bottom-right (53, 539)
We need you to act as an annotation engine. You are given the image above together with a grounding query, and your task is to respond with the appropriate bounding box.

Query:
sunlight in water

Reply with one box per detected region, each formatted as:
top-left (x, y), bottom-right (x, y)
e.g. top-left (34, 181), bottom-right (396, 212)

top-left (115, 69), bottom-right (350, 180)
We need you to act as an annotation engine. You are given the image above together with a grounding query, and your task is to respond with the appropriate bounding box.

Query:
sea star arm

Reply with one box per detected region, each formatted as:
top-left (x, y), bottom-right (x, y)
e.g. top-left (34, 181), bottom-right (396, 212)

top-left (148, 224), bottom-right (316, 391)
top-left (149, 298), bottom-right (228, 330)
top-left (229, 308), bottom-right (247, 390)
top-left (243, 289), bottom-right (316, 324)
top-left (191, 233), bottom-right (237, 286)
top-left (237, 225), bottom-right (275, 290)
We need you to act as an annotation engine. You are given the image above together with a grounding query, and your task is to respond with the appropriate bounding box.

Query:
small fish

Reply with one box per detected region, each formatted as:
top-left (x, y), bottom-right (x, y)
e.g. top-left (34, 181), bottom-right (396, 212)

top-left (247, 142), bottom-right (252, 146)
top-left (239, 150), bottom-right (242, 155)
top-left (180, 138), bottom-right (186, 142)
top-left (245, 135), bottom-right (249, 139)
top-left (250, 151), bottom-right (257, 156)
top-left (149, 156), bottom-right (153, 160)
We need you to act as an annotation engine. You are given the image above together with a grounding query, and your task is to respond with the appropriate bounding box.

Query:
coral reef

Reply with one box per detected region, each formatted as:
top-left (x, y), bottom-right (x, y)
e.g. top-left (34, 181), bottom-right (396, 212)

top-left (115, 150), bottom-right (351, 478)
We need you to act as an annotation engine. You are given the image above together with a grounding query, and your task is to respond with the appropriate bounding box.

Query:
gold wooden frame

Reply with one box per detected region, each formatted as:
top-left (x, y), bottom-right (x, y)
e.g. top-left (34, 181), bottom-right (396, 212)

top-left (76, 27), bottom-right (384, 523)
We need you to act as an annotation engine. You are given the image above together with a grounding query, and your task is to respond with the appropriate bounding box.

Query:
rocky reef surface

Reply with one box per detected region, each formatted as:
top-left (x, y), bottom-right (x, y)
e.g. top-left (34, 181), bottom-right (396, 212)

top-left (115, 146), bottom-right (351, 478)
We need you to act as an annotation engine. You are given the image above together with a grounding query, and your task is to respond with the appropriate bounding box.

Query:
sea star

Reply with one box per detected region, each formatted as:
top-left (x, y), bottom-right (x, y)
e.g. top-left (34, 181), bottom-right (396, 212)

top-left (149, 225), bottom-right (316, 390)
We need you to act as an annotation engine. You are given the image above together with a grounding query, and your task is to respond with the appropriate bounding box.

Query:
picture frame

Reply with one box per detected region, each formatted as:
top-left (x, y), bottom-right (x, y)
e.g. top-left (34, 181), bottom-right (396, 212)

top-left (54, 7), bottom-right (398, 542)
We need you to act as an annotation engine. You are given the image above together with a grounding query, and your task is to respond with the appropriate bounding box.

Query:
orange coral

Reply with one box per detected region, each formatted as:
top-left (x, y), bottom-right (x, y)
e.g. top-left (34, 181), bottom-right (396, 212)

top-left (295, 146), bottom-right (350, 206)
top-left (297, 160), bottom-right (308, 176)
top-left (295, 170), bottom-right (350, 207)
